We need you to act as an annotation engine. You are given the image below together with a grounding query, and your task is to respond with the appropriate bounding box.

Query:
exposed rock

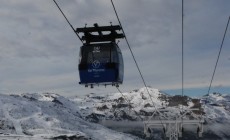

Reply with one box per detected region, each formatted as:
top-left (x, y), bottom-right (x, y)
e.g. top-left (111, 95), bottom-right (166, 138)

top-left (97, 105), bottom-right (109, 111)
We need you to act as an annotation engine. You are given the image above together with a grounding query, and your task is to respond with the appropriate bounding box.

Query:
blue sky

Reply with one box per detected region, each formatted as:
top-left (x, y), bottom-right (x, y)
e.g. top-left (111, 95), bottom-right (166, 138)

top-left (0, 0), bottom-right (229, 97)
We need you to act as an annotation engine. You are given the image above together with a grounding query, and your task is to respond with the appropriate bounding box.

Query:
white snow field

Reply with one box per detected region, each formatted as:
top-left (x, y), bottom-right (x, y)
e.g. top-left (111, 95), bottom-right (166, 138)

top-left (0, 87), bottom-right (230, 139)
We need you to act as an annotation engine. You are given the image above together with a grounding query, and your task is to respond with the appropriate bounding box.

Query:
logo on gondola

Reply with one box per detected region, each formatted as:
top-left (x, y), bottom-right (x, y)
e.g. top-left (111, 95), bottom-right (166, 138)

top-left (93, 46), bottom-right (100, 53)
top-left (92, 60), bottom-right (100, 68)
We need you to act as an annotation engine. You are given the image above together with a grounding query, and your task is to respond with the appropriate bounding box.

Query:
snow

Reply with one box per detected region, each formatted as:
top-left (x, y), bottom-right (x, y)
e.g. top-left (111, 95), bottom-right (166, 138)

top-left (0, 87), bottom-right (230, 139)
top-left (0, 93), bottom-right (141, 140)
top-left (71, 87), bottom-right (230, 139)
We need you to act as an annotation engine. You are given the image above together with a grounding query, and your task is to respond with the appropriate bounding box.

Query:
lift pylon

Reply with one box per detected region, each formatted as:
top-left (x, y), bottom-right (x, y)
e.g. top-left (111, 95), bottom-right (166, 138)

top-left (143, 108), bottom-right (204, 140)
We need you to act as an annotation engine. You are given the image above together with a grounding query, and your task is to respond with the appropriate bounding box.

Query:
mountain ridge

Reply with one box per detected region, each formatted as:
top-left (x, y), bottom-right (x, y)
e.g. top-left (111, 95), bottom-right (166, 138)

top-left (0, 87), bottom-right (229, 139)
top-left (0, 92), bottom-right (140, 140)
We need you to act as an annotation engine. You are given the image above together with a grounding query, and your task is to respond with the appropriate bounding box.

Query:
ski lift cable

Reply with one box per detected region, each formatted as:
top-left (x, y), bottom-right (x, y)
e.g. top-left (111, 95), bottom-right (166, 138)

top-left (201, 16), bottom-right (230, 122)
top-left (207, 16), bottom-right (230, 96)
top-left (170, 0), bottom-right (185, 129)
top-left (181, 0), bottom-right (184, 124)
top-left (182, 0), bottom-right (184, 101)
top-left (110, 0), bottom-right (167, 133)
top-left (53, 0), bottom-right (84, 44)
top-left (110, 0), bottom-right (156, 111)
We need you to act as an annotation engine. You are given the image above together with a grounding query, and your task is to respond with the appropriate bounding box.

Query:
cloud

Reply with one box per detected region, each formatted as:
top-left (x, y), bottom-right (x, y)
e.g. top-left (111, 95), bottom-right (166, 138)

top-left (0, 0), bottom-right (230, 96)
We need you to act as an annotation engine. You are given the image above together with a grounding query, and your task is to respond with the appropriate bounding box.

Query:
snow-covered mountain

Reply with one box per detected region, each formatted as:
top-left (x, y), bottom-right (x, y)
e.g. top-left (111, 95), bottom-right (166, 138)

top-left (72, 87), bottom-right (230, 139)
top-left (0, 93), bottom-right (140, 140)
top-left (73, 87), bottom-right (201, 122)
top-left (0, 87), bottom-right (230, 140)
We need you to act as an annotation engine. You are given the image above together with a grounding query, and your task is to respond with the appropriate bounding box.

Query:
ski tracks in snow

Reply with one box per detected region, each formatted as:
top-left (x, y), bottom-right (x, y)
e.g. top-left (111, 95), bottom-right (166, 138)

top-left (0, 97), bottom-right (42, 135)
top-left (2, 103), bottom-right (24, 135)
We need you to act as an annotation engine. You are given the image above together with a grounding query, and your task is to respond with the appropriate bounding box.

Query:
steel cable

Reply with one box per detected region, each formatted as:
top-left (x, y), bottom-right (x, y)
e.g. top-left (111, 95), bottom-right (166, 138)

top-left (110, 0), bottom-right (167, 136)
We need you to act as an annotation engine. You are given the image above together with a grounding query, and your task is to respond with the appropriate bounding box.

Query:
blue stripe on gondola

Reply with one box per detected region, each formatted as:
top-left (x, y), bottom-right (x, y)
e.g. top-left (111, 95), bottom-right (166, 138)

top-left (79, 63), bottom-right (120, 84)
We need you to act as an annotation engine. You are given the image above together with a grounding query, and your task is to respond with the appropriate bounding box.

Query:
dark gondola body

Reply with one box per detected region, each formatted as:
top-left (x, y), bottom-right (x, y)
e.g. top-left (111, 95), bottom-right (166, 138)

top-left (78, 42), bottom-right (123, 86)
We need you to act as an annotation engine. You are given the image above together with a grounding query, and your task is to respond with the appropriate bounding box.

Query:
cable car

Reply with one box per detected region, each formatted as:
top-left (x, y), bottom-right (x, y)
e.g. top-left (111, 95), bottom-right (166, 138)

top-left (78, 42), bottom-right (123, 86)
top-left (77, 24), bottom-right (125, 87)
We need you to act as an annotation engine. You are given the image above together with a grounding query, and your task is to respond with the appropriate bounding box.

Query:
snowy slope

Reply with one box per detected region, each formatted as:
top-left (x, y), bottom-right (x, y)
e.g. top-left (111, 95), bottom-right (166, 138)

top-left (0, 93), bottom-right (141, 140)
top-left (203, 93), bottom-right (230, 120)
top-left (201, 93), bottom-right (230, 139)
top-left (0, 87), bottom-right (229, 140)
top-left (72, 87), bottom-right (230, 139)
top-left (73, 87), bottom-right (199, 122)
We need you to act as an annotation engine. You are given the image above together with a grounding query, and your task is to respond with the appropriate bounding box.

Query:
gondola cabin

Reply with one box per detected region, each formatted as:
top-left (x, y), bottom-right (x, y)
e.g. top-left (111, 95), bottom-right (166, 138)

top-left (77, 24), bottom-right (125, 87)
top-left (78, 43), bottom-right (123, 86)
